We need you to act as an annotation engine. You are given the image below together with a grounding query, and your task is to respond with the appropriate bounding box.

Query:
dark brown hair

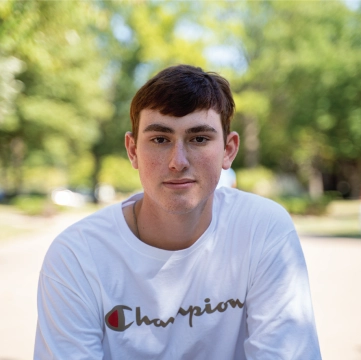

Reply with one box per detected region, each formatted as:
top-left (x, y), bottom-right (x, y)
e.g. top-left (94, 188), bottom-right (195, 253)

top-left (130, 64), bottom-right (235, 144)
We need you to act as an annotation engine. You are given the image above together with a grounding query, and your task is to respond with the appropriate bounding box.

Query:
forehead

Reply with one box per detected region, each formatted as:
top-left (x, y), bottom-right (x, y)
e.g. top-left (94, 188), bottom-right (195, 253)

top-left (138, 108), bottom-right (222, 131)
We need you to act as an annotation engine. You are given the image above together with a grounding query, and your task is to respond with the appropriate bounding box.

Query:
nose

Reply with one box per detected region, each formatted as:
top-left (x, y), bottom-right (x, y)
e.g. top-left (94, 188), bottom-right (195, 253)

top-left (169, 142), bottom-right (190, 171)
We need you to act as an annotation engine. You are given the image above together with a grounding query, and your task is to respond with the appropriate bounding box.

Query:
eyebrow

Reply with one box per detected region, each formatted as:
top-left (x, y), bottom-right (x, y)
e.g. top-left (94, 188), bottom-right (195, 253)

top-left (185, 125), bottom-right (217, 134)
top-left (143, 124), bottom-right (174, 133)
top-left (143, 123), bottom-right (217, 134)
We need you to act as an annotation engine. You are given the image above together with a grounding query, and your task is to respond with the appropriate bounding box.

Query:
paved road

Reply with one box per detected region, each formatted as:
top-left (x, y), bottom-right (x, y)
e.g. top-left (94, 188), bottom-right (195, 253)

top-left (302, 236), bottom-right (361, 360)
top-left (0, 212), bottom-right (360, 360)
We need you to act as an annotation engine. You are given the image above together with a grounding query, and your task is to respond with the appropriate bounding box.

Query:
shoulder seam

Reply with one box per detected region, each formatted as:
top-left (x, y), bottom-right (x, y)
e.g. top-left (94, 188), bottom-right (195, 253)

top-left (39, 271), bottom-right (101, 325)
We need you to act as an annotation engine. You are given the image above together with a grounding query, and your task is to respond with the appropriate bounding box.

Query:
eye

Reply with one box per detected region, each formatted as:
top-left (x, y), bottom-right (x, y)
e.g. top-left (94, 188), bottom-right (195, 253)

top-left (152, 136), bottom-right (168, 144)
top-left (192, 136), bottom-right (208, 144)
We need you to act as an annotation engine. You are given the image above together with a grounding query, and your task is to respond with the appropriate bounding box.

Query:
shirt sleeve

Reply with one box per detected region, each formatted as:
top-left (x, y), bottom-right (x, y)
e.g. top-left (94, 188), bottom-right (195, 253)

top-left (34, 230), bottom-right (104, 360)
top-left (34, 274), bottom-right (104, 360)
top-left (244, 228), bottom-right (322, 359)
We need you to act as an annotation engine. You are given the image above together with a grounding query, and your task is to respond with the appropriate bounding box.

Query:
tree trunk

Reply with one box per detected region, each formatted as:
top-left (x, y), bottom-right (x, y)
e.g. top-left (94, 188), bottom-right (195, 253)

top-left (10, 137), bottom-right (25, 195)
top-left (347, 160), bottom-right (361, 199)
top-left (91, 151), bottom-right (102, 204)
top-left (243, 115), bottom-right (259, 168)
top-left (0, 140), bottom-right (10, 194)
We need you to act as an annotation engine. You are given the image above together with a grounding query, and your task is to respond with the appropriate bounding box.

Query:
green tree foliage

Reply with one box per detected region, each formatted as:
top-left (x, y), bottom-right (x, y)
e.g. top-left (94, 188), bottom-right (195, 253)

top-left (99, 155), bottom-right (142, 193)
top-left (1, 0), bottom-right (360, 200)
top-left (226, 1), bottom-right (361, 197)
top-left (0, 0), bottom-right (112, 193)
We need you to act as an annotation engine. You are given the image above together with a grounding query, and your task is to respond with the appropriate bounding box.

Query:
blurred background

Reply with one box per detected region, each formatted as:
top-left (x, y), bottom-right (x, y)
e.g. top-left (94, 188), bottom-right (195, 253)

top-left (0, 0), bottom-right (361, 359)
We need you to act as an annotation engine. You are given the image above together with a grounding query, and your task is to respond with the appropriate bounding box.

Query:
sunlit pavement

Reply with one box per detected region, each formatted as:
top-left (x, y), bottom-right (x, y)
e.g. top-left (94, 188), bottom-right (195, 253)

top-left (0, 212), bottom-right (90, 360)
top-left (301, 236), bottom-right (361, 360)
top-left (0, 214), bottom-right (360, 360)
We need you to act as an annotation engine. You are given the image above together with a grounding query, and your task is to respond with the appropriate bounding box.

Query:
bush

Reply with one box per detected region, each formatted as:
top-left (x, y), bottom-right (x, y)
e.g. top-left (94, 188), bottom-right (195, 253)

top-left (99, 155), bottom-right (142, 193)
top-left (11, 195), bottom-right (57, 216)
top-left (273, 193), bottom-right (337, 215)
top-left (236, 167), bottom-right (305, 197)
top-left (236, 166), bottom-right (279, 198)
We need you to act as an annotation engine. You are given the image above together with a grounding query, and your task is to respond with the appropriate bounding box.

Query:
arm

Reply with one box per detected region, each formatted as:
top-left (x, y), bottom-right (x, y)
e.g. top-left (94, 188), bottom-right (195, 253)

top-left (244, 229), bottom-right (321, 359)
top-left (34, 231), bottom-right (104, 360)
top-left (35, 274), bottom-right (104, 360)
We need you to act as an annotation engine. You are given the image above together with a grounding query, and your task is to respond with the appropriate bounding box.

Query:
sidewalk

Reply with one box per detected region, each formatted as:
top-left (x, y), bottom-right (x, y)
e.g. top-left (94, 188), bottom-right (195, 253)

top-left (301, 236), bottom-right (361, 360)
top-left (0, 211), bottom-right (90, 360)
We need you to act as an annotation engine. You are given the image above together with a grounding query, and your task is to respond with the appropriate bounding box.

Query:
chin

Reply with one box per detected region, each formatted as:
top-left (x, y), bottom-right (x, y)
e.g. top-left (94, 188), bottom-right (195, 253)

top-left (159, 194), bottom-right (212, 215)
top-left (160, 201), bottom-right (196, 215)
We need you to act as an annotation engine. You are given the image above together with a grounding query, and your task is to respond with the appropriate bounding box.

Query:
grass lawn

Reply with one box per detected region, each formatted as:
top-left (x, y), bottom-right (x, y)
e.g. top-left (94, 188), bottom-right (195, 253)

top-left (0, 203), bottom-right (97, 243)
top-left (292, 200), bottom-right (361, 238)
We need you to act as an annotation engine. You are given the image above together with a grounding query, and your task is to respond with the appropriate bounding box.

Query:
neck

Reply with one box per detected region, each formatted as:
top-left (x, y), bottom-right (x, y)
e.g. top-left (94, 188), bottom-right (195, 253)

top-left (132, 195), bottom-right (213, 251)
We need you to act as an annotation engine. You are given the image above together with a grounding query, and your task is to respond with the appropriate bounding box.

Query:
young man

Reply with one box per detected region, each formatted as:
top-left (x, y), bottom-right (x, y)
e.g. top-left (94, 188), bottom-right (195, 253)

top-left (34, 65), bottom-right (321, 359)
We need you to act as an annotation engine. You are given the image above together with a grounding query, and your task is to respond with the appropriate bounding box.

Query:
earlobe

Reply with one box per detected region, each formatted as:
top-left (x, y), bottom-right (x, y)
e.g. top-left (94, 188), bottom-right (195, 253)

top-left (125, 131), bottom-right (138, 169)
top-left (222, 131), bottom-right (239, 169)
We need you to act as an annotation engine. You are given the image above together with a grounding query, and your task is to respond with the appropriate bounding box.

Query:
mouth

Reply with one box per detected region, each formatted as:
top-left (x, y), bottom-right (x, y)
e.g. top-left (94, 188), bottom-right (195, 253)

top-left (163, 179), bottom-right (196, 189)
top-left (164, 179), bottom-right (195, 184)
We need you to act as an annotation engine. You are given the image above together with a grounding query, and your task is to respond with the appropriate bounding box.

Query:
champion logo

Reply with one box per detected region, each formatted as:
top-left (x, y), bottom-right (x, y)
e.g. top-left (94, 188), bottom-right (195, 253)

top-left (106, 305), bottom-right (134, 331)
top-left (105, 298), bottom-right (244, 332)
top-left (108, 309), bottom-right (119, 327)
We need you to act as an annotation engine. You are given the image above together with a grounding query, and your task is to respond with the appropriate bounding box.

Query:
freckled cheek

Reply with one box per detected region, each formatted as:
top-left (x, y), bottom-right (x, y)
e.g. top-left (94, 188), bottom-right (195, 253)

top-left (196, 153), bottom-right (223, 187)
top-left (138, 154), bottom-right (166, 178)
top-left (147, 154), bottom-right (165, 168)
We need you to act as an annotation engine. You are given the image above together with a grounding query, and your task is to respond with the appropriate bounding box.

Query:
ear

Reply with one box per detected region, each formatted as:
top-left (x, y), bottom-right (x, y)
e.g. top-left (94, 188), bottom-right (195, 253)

top-left (222, 131), bottom-right (239, 170)
top-left (125, 131), bottom-right (138, 169)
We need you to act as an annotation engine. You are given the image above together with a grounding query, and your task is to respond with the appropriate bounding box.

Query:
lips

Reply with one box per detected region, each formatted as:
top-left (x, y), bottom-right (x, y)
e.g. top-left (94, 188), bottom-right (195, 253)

top-left (164, 179), bottom-right (195, 184)
top-left (163, 179), bottom-right (196, 189)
